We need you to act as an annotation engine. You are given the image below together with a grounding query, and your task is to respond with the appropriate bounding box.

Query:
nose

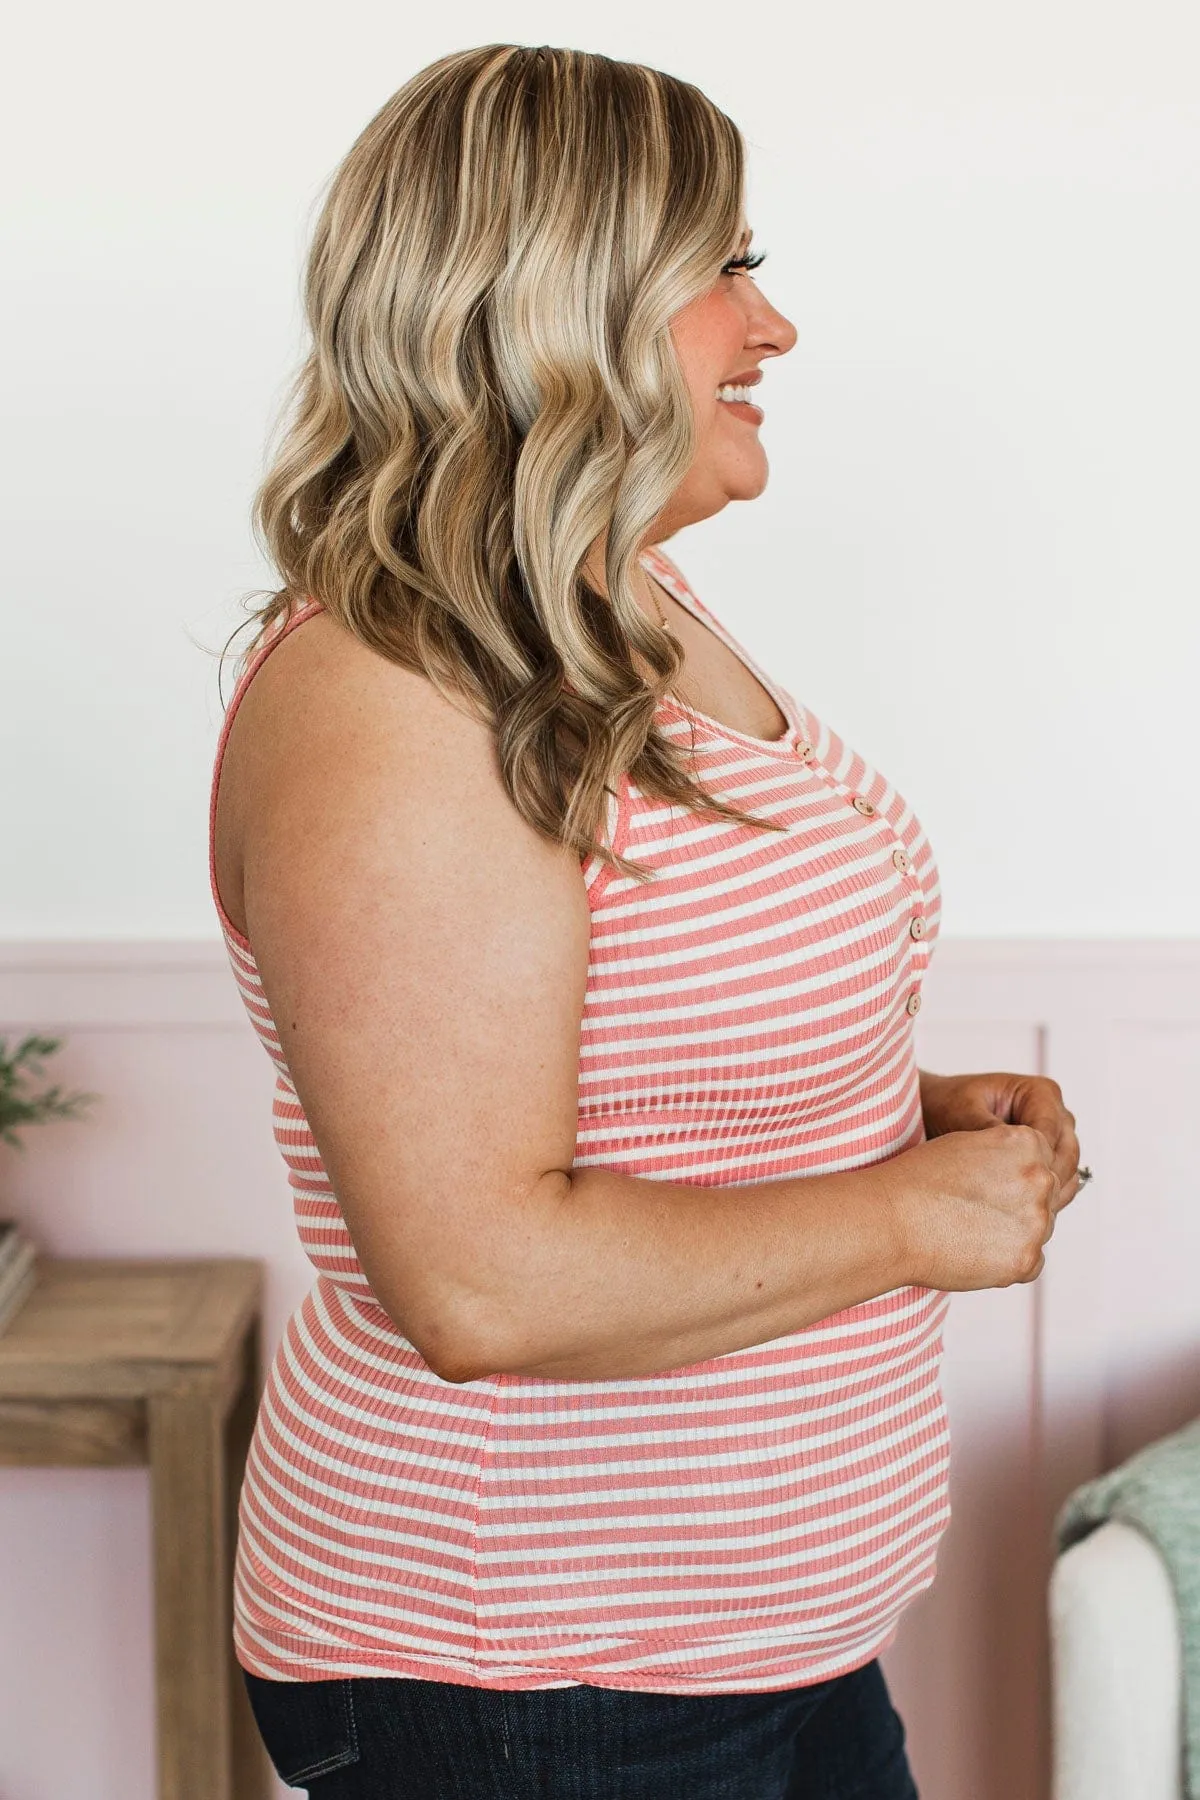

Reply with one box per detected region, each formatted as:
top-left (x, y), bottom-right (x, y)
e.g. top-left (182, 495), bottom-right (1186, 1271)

top-left (744, 286), bottom-right (798, 360)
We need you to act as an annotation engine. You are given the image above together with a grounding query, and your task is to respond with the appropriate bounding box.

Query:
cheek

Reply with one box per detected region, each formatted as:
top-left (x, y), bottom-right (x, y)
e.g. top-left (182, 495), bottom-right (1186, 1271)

top-left (673, 291), bottom-right (746, 409)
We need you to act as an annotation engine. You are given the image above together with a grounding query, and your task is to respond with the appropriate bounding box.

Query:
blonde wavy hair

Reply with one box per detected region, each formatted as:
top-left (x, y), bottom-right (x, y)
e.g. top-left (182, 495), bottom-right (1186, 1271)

top-left (229, 42), bottom-right (786, 880)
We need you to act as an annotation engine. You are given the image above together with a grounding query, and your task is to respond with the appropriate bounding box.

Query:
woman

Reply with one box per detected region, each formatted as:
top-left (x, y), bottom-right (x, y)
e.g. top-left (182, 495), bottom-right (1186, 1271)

top-left (211, 43), bottom-right (1083, 1799)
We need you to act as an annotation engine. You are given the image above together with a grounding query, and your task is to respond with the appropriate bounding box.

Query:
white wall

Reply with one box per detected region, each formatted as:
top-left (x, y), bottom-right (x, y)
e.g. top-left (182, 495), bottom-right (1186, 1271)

top-left (3, 0), bottom-right (1197, 938)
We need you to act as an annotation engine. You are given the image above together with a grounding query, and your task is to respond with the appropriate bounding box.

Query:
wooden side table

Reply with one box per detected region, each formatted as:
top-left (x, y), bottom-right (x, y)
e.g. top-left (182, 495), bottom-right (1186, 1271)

top-left (0, 1256), bottom-right (272, 1800)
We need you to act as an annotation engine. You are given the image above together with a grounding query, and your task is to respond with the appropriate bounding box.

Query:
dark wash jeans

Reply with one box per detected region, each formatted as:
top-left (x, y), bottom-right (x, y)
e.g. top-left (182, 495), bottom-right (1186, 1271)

top-left (241, 1657), bottom-right (919, 1799)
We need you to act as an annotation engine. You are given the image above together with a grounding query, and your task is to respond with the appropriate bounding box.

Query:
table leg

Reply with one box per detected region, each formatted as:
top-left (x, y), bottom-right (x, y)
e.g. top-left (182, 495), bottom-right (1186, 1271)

top-left (148, 1378), bottom-right (234, 1800)
top-left (226, 1324), bottom-right (272, 1800)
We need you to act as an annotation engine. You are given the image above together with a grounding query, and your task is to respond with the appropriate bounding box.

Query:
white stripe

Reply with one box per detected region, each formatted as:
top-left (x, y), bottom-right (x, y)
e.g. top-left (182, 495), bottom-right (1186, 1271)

top-left (213, 567), bottom-right (952, 1687)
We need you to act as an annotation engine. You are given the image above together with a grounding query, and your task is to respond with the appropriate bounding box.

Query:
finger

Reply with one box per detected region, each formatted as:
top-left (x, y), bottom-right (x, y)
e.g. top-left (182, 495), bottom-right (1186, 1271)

top-left (948, 1097), bottom-right (1007, 1132)
top-left (1044, 1101), bottom-right (1079, 1186)
top-left (1016, 1121), bottom-right (1056, 1166)
top-left (1013, 1085), bottom-right (1076, 1182)
top-left (1052, 1122), bottom-right (1080, 1192)
top-left (1055, 1163), bottom-right (1084, 1209)
top-left (1013, 1090), bottom-right (1068, 1146)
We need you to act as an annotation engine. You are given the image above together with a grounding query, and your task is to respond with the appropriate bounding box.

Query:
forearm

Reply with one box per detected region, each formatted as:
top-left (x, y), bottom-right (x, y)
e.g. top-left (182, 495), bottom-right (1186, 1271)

top-left (453, 1158), bottom-right (911, 1383)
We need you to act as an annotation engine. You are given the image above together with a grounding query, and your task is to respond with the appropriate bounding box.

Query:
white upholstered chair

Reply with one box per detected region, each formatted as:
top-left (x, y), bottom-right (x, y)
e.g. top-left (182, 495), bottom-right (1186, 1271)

top-left (1050, 1517), bottom-right (1184, 1800)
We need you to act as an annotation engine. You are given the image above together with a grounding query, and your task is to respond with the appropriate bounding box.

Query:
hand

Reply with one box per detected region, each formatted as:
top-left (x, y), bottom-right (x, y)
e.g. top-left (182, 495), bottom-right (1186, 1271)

top-left (918, 1069), bottom-right (1083, 1204)
top-left (884, 1122), bottom-right (1066, 1292)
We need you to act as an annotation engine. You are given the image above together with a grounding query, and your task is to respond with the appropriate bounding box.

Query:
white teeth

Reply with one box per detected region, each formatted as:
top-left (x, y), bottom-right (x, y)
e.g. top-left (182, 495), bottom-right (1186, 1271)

top-left (716, 384), bottom-right (756, 405)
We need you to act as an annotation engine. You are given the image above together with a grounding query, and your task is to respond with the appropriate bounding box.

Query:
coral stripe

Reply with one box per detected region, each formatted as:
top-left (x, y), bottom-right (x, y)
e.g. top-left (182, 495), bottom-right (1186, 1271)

top-left (209, 547), bottom-right (950, 1694)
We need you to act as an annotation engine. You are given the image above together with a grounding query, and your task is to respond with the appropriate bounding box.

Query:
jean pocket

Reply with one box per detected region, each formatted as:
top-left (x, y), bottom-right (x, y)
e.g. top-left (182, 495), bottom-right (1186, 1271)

top-left (242, 1670), bottom-right (361, 1787)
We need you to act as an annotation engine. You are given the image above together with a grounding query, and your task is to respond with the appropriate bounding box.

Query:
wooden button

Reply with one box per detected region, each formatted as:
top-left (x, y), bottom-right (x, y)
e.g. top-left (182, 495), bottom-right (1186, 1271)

top-left (893, 848), bottom-right (911, 873)
top-left (910, 916), bottom-right (926, 940)
top-left (906, 992), bottom-right (922, 1016)
top-left (852, 796), bottom-right (876, 816)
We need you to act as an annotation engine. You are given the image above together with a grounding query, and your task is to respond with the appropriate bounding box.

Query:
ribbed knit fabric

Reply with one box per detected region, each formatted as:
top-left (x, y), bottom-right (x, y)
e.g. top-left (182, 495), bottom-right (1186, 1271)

top-left (208, 545), bottom-right (951, 1695)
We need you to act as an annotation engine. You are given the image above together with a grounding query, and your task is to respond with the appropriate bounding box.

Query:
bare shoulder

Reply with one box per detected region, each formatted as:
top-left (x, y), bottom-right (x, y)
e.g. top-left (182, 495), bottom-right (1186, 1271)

top-left (215, 608), bottom-right (585, 941)
top-left (227, 608), bottom-right (497, 788)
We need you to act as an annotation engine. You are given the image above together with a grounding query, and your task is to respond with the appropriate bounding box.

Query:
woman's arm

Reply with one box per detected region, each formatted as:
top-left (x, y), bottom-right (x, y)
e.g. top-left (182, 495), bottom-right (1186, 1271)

top-left (228, 617), bottom-right (1066, 1385)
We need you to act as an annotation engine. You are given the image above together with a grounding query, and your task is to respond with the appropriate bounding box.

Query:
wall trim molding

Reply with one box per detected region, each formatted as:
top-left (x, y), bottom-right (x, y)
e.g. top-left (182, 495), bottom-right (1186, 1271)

top-left (3, 935), bottom-right (1199, 1030)
top-left (0, 939), bottom-right (242, 1028)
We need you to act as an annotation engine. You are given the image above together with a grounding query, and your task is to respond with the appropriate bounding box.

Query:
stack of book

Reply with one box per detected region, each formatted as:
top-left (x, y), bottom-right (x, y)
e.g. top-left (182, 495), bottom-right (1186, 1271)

top-left (0, 1219), bottom-right (38, 1336)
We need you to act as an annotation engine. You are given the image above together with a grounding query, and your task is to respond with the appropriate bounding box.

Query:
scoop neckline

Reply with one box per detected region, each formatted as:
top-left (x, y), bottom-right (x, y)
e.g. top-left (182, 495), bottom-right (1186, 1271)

top-left (260, 573), bottom-right (807, 756)
top-left (636, 549), bottom-right (806, 756)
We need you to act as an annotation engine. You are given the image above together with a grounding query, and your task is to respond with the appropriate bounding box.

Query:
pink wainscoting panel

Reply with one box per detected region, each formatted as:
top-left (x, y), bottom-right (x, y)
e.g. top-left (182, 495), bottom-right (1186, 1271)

top-left (901, 939), bottom-right (1200, 1800)
top-left (1, 939), bottom-right (1199, 1800)
top-left (1098, 1021), bottom-right (1200, 1465)
top-left (0, 943), bottom-right (312, 1800)
top-left (882, 1020), bottom-right (1045, 1800)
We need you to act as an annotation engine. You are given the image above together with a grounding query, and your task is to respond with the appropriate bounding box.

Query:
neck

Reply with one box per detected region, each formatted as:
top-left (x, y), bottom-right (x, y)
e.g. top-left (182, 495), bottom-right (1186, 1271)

top-left (581, 543), bottom-right (658, 612)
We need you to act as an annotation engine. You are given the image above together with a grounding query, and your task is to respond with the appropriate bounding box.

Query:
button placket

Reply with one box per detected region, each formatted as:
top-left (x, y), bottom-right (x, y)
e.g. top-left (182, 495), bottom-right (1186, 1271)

top-left (797, 753), bottom-right (928, 1008)
top-left (848, 797), bottom-right (928, 985)
top-left (873, 829), bottom-right (926, 1002)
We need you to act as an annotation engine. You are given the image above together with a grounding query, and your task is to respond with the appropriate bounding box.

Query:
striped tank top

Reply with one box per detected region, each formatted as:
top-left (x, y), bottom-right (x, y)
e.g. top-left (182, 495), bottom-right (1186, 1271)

top-left (209, 545), bottom-right (952, 1694)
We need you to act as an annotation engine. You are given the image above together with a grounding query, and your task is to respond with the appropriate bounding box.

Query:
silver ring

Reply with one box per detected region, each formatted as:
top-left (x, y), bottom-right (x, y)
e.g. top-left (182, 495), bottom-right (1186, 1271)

top-left (1077, 1166), bottom-right (1094, 1186)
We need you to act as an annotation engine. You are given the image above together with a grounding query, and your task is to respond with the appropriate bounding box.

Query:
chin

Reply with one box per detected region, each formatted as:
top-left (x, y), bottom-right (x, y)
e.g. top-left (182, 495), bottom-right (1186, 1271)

top-left (723, 463), bottom-right (770, 503)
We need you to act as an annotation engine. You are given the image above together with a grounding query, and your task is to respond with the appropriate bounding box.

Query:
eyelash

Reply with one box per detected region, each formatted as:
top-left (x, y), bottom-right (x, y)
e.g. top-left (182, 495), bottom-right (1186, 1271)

top-left (721, 249), bottom-right (767, 276)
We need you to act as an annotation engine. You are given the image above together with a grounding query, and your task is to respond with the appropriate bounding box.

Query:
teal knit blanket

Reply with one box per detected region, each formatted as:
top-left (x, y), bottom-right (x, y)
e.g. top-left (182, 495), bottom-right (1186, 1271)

top-left (1055, 1416), bottom-right (1200, 1799)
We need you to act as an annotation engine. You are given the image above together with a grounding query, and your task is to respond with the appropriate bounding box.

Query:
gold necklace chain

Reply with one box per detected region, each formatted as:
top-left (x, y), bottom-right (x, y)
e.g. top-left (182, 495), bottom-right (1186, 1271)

top-left (645, 577), bottom-right (676, 637)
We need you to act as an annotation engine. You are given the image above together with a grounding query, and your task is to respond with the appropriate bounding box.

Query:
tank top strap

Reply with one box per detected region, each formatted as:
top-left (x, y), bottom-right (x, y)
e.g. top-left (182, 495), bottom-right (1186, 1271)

top-left (208, 598), bottom-right (324, 946)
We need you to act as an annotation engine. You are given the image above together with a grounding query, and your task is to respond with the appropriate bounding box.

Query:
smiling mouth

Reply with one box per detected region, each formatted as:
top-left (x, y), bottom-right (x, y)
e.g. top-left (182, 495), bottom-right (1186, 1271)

top-left (715, 383), bottom-right (765, 421)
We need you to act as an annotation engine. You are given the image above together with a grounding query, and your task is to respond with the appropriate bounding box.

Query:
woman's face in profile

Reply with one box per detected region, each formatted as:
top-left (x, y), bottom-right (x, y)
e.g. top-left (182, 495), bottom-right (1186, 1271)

top-left (666, 219), bottom-right (797, 528)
